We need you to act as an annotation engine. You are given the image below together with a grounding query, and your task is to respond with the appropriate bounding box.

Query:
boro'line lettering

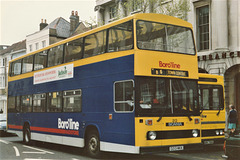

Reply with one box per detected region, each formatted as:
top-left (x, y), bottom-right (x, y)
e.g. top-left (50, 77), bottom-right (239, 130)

top-left (58, 118), bottom-right (79, 130)
top-left (159, 61), bottom-right (181, 69)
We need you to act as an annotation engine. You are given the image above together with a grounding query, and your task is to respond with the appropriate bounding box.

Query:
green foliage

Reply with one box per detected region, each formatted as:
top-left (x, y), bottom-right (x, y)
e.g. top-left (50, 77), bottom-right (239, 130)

top-left (122, 0), bottom-right (190, 20)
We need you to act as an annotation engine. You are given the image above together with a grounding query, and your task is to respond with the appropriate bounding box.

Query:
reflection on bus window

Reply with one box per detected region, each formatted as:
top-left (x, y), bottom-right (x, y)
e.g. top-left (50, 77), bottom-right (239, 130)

top-left (7, 96), bottom-right (16, 113)
top-left (22, 56), bottom-right (33, 74)
top-left (114, 80), bottom-right (134, 112)
top-left (33, 94), bottom-right (46, 112)
top-left (137, 78), bottom-right (198, 116)
top-left (137, 20), bottom-right (195, 55)
top-left (108, 20), bottom-right (133, 52)
top-left (34, 51), bottom-right (47, 71)
top-left (63, 89), bottom-right (82, 112)
top-left (21, 95), bottom-right (32, 113)
top-left (11, 59), bottom-right (22, 76)
top-left (84, 30), bottom-right (107, 58)
top-left (172, 79), bottom-right (197, 114)
top-left (64, 38), bottom-right (83, 63)
top-left (199, 85), bottom-right (223, 110)
top-left (48, 45), bottom-right (64, 67)
top-left (139, 79), bottom-right (171, 110)
top-left (47, 92), bottom-right (62, 112)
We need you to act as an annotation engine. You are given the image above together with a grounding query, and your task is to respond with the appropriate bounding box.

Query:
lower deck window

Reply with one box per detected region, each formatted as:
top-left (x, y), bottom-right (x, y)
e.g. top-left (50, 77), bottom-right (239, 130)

top-left (21, 95), bottom-right (32, 112)
top-left (33, 93), bottom-right (46, 112)
top-left (63, 89), bottom-right (82, 112)
top-left (47, 92), bottom-right (62, 112)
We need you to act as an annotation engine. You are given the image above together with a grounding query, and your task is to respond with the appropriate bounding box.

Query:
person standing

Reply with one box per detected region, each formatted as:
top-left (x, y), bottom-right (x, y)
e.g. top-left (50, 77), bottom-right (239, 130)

top-left (228, 104), bottom-right (238, 135)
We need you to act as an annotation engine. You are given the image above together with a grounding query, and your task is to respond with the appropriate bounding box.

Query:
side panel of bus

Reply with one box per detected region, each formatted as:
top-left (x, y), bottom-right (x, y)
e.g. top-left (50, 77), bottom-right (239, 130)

top-left (8, 54), bottom-right (136, 152)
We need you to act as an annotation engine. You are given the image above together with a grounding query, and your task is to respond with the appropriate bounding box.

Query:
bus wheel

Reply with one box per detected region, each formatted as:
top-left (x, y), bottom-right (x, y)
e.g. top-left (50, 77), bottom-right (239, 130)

top-left (85, 131), bottom-right (100, 158)
top-left (23, 126), bottom-right (31, 144)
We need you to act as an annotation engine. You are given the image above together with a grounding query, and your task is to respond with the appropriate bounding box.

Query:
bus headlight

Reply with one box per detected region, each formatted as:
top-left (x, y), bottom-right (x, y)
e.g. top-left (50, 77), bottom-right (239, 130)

top-left (216, 130), bottom-right (220, 135)
top-left (192, 129), bottom-right (198, 137)
top-left (220, 130), bottom-right (224, 135)
top-left (148, 131), bottom-right (157, 140)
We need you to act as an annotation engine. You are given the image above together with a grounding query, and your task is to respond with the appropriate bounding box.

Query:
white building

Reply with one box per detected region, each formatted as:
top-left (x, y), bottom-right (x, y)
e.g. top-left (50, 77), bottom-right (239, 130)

top-left (0, 40), bottom-right (26, 113)
top-left (26, 11), bottom-right (89, 53)
top-left (95, 0), bottom-right (240, 122)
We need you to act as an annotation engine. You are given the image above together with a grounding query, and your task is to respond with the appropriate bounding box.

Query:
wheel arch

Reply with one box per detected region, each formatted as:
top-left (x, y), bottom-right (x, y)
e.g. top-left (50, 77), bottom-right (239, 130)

top-left (84, 125), bottom-right (101, 143)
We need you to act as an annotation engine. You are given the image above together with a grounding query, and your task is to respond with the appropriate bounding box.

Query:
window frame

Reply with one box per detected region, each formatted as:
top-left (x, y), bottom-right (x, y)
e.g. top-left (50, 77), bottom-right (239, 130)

top-left (34, 50), bottom-right (48, 71)
top-left (63, 89), bottom-right (82, 112)
top-left (196, 5), bottom-right (210, 51)
top-left (21, 95), bottom-right (33, 113)
top-left (22, 55), bottom-right (34, 74)
top-left (114, 79), bottom-right (135, 113)
top-left (10, 59), bottom-right (22, 76)
top-left (33, 93), bottom-right (46, 112)
top-left (47, 45), bottom-right (64, 67)
top-left (198, 84), bottom-right (224, 110)
top-left (136, 20), bottom-right (196, 55)
top-left (47, 91), bottom-right (63, 112)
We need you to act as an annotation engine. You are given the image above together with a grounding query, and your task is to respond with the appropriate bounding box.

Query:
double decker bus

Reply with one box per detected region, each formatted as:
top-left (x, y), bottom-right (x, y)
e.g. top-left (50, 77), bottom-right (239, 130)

top-left (7, 13), bottom-right (201, 157)
top-left (198, 73), bottom-right (225, 144)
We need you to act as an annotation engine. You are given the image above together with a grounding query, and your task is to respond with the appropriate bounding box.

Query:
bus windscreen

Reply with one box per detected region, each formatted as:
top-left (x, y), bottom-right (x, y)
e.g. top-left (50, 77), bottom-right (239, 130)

top-left (136, 20), bottom-right (196, 55)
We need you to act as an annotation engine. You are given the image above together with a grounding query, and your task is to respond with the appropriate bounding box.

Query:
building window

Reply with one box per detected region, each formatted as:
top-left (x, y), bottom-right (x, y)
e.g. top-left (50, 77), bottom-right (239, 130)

top-left (197, 5), bottom-right (209, 51)
top-left (35, 43), bottom-right (39, 50)
top-left (42, 40), bottom-right (46, 48)
top-left (109, 5), bottom-right (117, 19)
top-left (0, 76), bottom-right (5, 88)
top-left (29, 45), bottom-right (32, 52)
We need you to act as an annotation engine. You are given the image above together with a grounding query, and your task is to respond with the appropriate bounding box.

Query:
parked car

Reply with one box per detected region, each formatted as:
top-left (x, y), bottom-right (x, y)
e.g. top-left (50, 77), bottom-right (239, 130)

top-left (0, 114), bottom-right (7, 134)
top-left (223, 130), bottom-right (240, 159)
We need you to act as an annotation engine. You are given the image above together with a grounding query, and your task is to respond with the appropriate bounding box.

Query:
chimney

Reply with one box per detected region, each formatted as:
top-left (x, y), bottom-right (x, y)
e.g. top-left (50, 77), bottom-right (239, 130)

top-left (70, 11), bottom-right (79, 33)
top-left (40, 19), bottom-right (48, 30)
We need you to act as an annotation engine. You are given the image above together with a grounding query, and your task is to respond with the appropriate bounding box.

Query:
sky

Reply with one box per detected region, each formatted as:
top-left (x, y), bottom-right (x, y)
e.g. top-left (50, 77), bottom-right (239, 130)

top-left (0, 0), bottom-right (96, 45)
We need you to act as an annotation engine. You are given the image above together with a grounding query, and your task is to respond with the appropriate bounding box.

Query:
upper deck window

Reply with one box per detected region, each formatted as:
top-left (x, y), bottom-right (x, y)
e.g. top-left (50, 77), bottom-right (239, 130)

top-left (34, 50), bottom-right (48, 71)
top-left (137, 20), bottom-right (196, 55)
top-left (108, 20), bottom-right (133, 52)
top-left (64, 38), bottom-right (83, 63)
top-left (22, 55), bottom-right (33, 74)
top-left (48, 45), bottom-right (64, 67)
top-left (84, 30), bottom-right (107, 58)
top-left (11, 59), bottom-right (22, 76)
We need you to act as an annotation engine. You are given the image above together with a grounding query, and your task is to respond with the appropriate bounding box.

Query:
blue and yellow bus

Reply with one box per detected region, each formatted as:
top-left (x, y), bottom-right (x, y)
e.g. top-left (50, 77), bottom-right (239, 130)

top-left (7, 13), bottom-right (201, 157)
top-left (198, 73), bottom-right (225, 144)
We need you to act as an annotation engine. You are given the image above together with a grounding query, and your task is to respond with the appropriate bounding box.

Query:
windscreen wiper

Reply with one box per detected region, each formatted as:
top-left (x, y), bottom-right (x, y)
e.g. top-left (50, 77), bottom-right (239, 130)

top-left (216, 106), bottom-right (221, 116)
top-left (157, 105), bottom-right (168, 122)
top-left (187, 115), bottom-right (193, 121)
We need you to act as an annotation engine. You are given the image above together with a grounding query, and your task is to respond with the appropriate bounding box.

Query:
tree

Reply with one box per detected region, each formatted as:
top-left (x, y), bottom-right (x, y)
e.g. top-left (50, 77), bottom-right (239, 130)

top-left (122, 0), bottom-right (190, 20)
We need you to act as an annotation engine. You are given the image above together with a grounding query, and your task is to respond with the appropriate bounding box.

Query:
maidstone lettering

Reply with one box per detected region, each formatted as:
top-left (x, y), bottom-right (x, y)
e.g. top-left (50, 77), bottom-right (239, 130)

top-left (159, 61), bottom-right (180, 69)
top-left (58, 118), bottom-right (79, 130)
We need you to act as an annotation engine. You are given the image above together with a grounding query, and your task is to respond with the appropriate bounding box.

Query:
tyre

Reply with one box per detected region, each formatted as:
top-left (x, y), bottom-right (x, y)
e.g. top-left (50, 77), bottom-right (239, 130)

top-left (23, 126), bottom-right (31, 144)
top-left (85, 130), bottom-right (100, 158)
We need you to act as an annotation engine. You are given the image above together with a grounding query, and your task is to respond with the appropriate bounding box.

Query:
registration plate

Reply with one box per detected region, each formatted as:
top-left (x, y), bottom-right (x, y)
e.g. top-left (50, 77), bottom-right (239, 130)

top-left (169, 146), bottom-right (184, 151)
